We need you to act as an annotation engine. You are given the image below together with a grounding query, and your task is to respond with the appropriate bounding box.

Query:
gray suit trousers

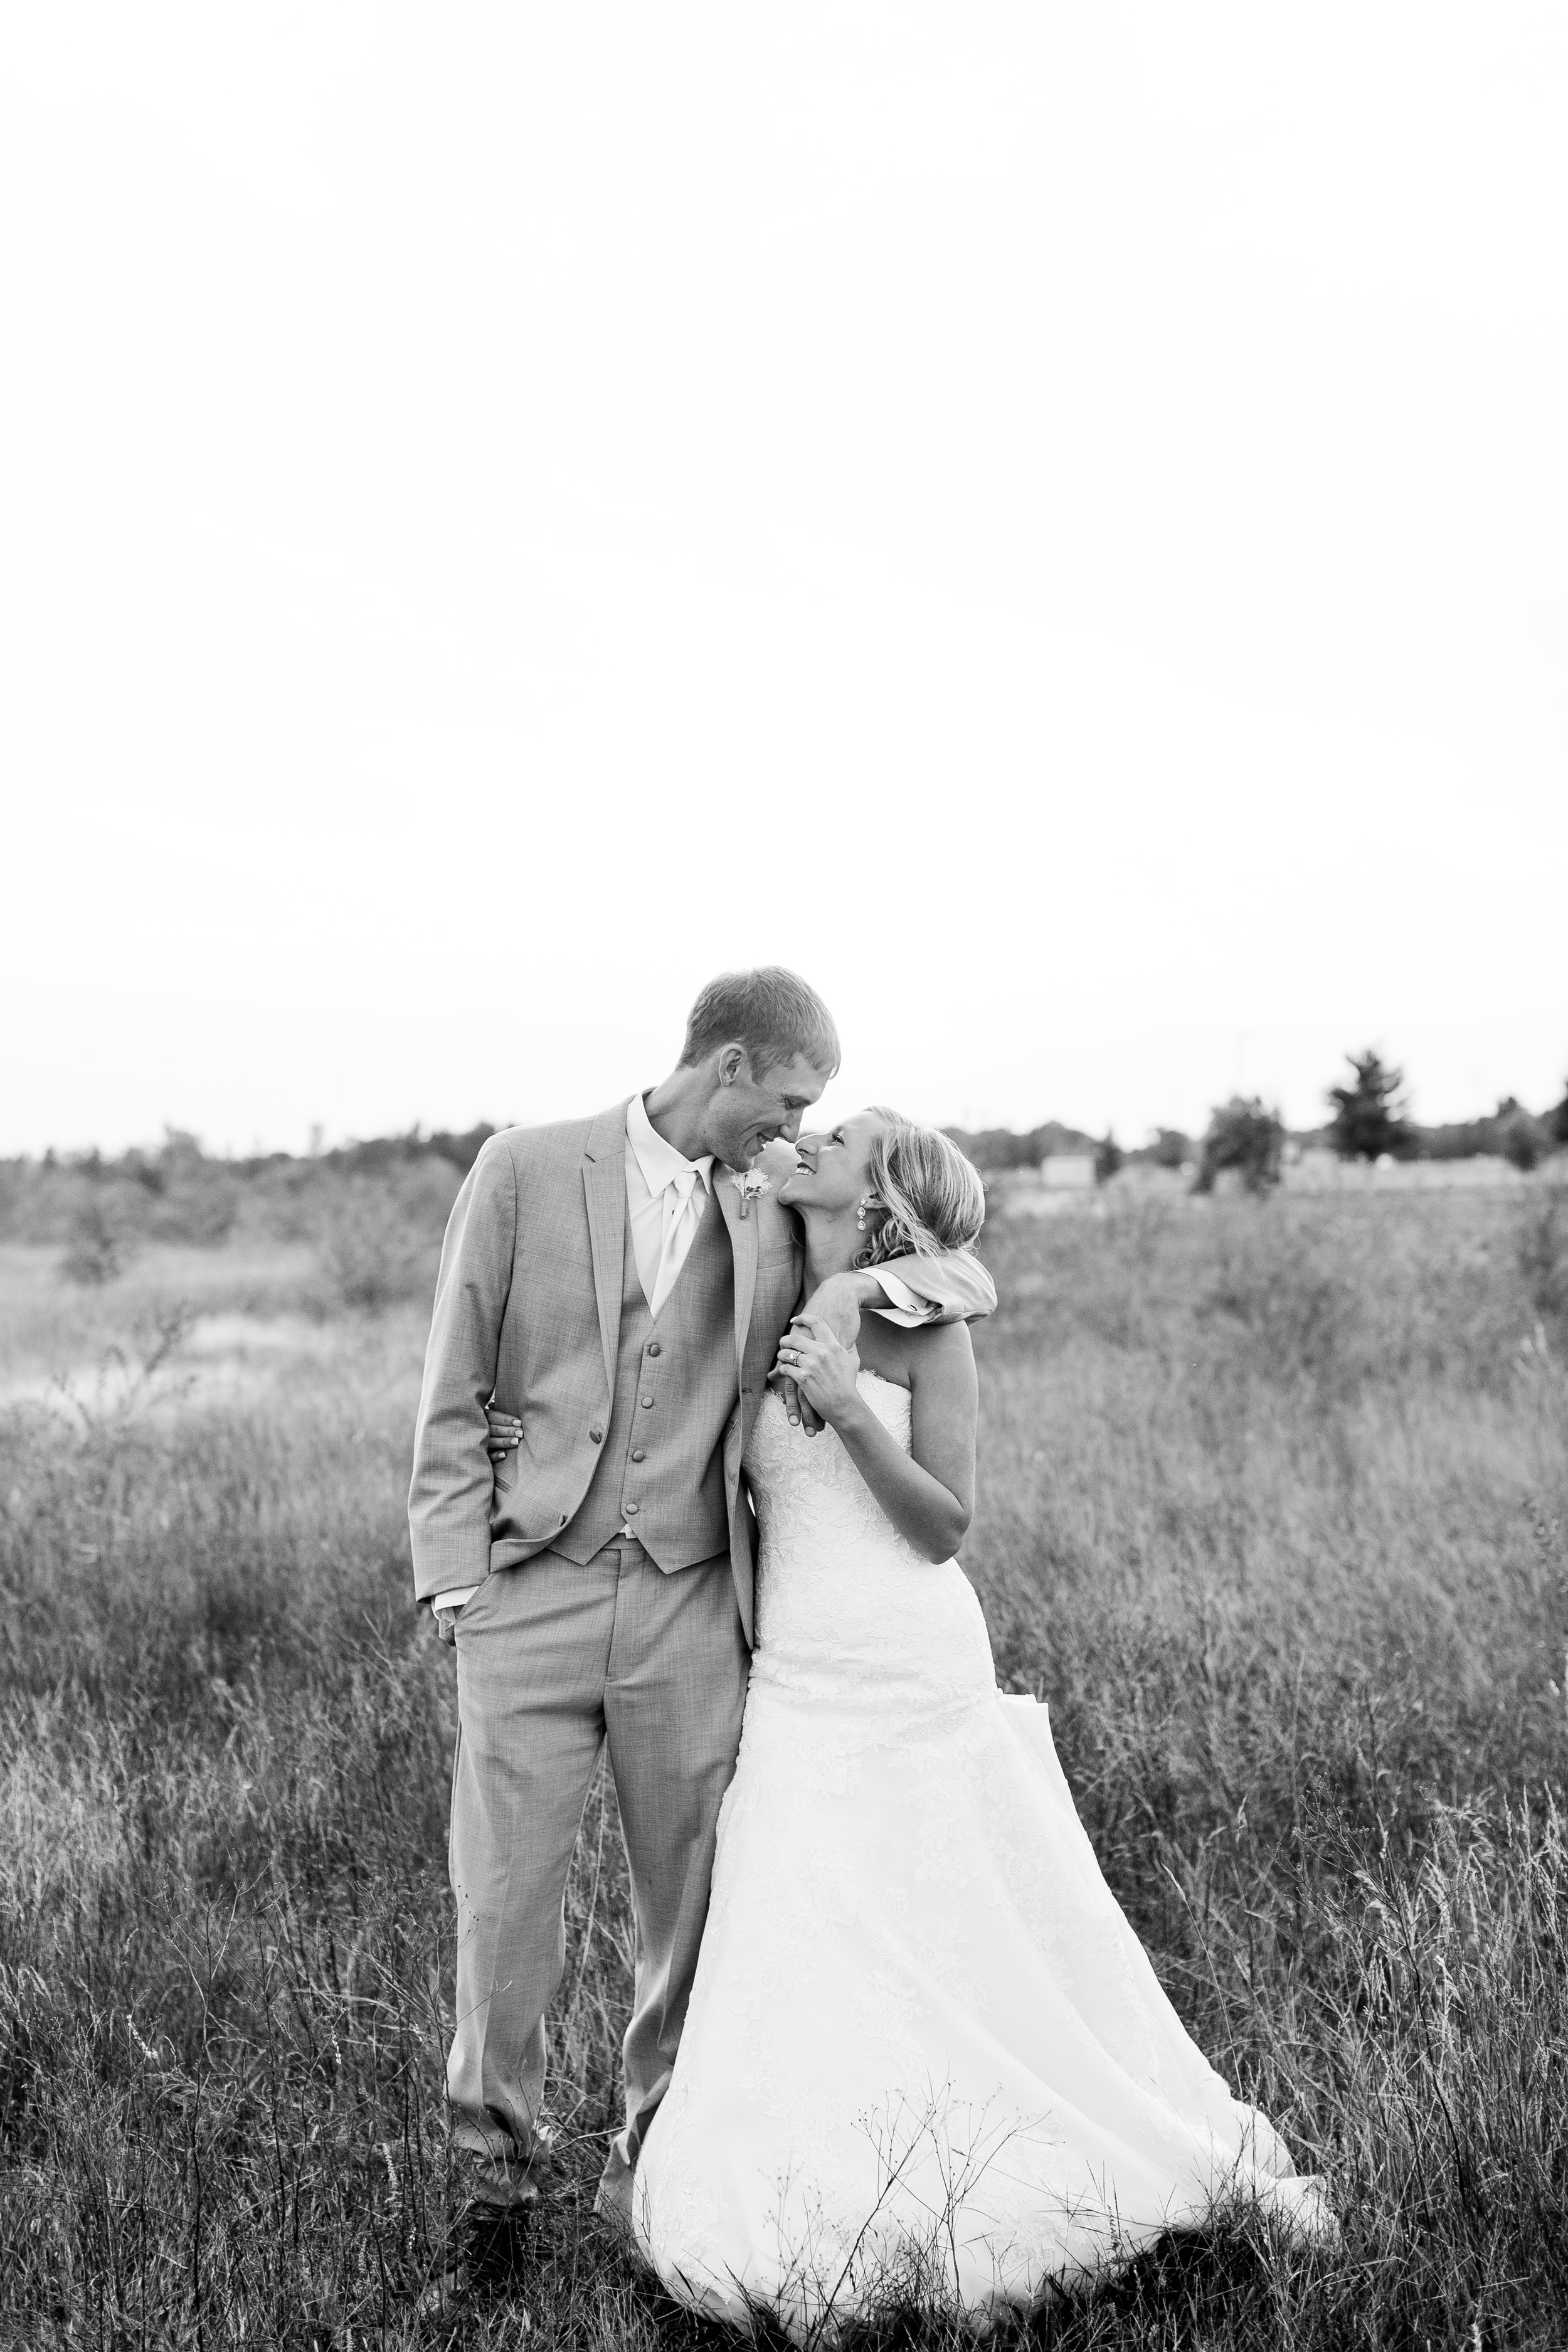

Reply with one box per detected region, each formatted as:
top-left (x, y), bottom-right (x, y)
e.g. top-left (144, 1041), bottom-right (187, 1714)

top-left (447, 1537), bottom-right (750, 2196)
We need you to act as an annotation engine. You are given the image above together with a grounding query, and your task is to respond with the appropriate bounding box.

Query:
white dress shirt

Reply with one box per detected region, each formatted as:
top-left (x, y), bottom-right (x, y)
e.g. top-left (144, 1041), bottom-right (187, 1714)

top-left (867, 1267), bottom-right (926, 1327)
top-left (433, 1097), bottom-right (714, 1616)
top-left (623, 1087), bottom-right (716, 1313)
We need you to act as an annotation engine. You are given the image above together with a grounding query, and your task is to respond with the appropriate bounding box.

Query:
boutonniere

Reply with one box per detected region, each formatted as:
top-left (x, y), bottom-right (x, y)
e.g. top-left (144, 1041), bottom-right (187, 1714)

top-left (731, 1168), bottom-right (771, 1220)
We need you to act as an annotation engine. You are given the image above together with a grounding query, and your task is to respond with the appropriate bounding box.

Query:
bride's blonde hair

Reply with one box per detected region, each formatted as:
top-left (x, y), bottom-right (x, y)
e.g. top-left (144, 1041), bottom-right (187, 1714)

top-left (854, 1108), bottom-right (986, 1269)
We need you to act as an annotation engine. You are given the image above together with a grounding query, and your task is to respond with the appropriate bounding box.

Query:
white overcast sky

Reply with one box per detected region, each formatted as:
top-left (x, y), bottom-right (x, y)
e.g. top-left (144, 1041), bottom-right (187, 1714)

top-left (3, 4), bottom-right (1565, 1156)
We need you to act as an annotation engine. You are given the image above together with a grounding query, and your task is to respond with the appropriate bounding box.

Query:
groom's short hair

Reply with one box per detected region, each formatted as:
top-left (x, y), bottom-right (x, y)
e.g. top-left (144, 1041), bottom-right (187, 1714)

top-left (679, 967), bottom-right (840, 1079)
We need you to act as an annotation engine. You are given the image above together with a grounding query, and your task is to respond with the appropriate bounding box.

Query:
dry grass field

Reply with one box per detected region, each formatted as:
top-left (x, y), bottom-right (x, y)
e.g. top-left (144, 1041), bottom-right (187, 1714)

top-left (3, 1175), bottom-right (1568, 2349)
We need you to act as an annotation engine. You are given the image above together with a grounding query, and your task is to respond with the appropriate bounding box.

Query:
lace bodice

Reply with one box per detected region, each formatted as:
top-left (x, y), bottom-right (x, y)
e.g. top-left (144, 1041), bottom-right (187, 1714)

top-left (741, 1370), bottom-right (997, 1735)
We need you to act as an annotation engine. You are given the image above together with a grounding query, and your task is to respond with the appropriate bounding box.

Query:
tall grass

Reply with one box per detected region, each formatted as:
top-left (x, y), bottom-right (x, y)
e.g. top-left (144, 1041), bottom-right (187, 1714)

top-left (2, 1183), bottom-right (1566, 2346)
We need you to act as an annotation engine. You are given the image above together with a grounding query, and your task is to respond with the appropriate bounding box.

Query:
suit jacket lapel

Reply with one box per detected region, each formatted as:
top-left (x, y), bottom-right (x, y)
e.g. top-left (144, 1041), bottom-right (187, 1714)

top-left (583, 1103), bottom-right (630, 1397)
top-left (717, 1170), bottom-right (758, 1393)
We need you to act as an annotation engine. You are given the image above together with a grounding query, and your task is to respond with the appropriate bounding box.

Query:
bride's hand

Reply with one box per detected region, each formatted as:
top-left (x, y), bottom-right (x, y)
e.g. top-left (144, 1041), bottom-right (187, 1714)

top-left (484, 1404), bottom-right (522, 1463)
top-left (771, 1314), bottom-right (862, 1427)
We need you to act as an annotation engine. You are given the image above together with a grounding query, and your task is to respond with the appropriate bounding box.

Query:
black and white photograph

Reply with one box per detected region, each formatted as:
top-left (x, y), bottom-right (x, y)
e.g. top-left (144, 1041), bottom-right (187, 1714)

top-left (3, 8), bottom-right (1567, 2347)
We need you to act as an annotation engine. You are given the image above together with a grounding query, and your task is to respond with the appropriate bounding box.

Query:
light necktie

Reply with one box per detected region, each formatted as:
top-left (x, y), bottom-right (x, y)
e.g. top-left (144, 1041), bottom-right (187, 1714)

top-left (651, 1167), bottom-right (700, 1316)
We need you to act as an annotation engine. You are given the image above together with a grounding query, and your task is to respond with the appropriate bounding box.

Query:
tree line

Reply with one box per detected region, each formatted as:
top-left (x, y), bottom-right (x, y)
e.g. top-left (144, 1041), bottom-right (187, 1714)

top-left (946, 1056), bottom-right (1568, 1195)
top-left (6, 1064), bottom-right (1566, 1235)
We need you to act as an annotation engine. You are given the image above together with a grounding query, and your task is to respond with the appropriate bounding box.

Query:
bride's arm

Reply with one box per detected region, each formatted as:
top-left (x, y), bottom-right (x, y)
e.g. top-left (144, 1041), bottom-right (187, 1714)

top-left (780, 1316), bottom-right (977, 1564)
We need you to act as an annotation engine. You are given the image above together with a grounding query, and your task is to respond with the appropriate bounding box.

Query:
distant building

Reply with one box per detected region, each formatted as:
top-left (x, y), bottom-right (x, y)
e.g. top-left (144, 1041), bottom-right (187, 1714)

top-left (1042, 1155), bottom-right (1096, 1190)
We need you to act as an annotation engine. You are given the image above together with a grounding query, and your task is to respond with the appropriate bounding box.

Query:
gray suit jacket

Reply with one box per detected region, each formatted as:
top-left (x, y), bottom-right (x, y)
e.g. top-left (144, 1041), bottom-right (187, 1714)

top-left (408, 1101), bottom-right (996, 1639)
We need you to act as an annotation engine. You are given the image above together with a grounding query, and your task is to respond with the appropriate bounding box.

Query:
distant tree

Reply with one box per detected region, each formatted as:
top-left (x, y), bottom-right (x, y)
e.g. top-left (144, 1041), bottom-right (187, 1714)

top-left (1421, 1114), bottom-right (1504, 1160)
top-left (1550, 1080), bottom-right (1568, 1150)
top-left (1499, 1104), bottom-right (1550, 1172)
top-left (1094, 1131), bottom-right (1123, 1186)
top-left (1151, 1128), bottom-right (1190, 1171)
top-left (943, 1121), bottom-right (1100, 1173)
top-left (1194, 1097), bottom-right (1285, 1196)
top-left (1326, 1050), bottom-right (1415, 1162)
top-left (428, 1123), bottom-right (498, 1175)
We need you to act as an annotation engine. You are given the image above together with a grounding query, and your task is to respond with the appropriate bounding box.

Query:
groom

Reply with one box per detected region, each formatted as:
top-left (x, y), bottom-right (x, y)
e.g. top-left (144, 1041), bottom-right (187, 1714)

top-left (408, 967), bottom-right (994, 2260)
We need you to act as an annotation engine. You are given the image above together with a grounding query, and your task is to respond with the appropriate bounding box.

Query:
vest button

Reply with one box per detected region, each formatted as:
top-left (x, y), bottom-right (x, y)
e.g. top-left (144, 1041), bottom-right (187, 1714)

top-left (647, 1340), bottom-right (662, 1357)
top-left (631, 1448), bottom-right (646, 1463)
top-left (624, 1500), bottom-right (640, 1515)
top-left (640, 1394), bottom-right (654, 1408)
top-left (589, 1427), bottom-right (603, 1444)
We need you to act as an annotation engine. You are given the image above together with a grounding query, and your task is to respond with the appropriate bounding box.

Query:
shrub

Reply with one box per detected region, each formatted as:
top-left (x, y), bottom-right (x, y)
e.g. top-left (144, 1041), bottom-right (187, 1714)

top-left (58, 1192), bottom-right (138, 1285)
top-left (1194, 1097), bottom-right (1285, 1196)
top-left (312, 1163), bottom-right (460, 1312)
top-left (1500, 1105), bottom-right (1551, 1172)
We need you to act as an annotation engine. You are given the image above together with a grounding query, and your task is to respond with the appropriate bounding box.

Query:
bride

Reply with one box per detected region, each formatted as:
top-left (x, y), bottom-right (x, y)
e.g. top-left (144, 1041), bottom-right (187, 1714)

top-left (631, 1107), bottom-right (1329, 2333)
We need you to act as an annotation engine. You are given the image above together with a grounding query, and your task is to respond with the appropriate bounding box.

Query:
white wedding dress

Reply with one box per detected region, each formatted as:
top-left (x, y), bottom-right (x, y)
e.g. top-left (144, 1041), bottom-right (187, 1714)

top-left (633, 1372), bottom-right (1328, 2334)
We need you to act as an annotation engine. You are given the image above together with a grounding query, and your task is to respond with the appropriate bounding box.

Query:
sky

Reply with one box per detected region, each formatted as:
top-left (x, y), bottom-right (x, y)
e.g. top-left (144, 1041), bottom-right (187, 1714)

top-left (3, 4), bottom-right (1565, 1157)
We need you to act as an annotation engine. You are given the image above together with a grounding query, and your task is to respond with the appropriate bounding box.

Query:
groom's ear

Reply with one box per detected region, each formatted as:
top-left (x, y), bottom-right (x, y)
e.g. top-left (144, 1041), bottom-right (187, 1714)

top-left (715, 1043), bottom-right (748, 1088)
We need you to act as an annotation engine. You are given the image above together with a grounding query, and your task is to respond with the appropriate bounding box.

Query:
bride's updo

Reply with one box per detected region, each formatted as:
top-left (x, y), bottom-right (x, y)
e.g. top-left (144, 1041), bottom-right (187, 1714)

top-left (855, 1110), bottom-right (986, 1269)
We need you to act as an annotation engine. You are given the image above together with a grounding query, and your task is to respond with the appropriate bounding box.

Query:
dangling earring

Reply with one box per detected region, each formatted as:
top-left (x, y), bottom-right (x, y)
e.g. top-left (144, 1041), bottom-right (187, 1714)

top-left (856, 1195), bottom-right (874, 1230)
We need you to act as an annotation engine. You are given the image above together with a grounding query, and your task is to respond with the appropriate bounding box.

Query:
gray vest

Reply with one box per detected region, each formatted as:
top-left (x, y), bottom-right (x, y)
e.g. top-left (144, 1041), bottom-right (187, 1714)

top-left (554, 1189), bottom-right (736, 1571)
